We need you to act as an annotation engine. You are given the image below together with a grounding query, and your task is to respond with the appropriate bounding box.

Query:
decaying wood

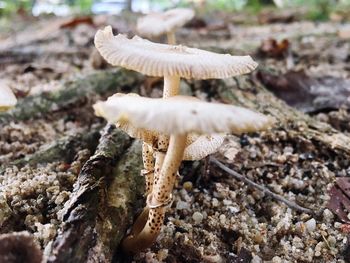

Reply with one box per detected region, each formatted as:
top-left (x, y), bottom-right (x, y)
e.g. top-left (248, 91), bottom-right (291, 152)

top-left (216, 75), bottom-right (350, 158)
top-left (0, 69), bottom-right (143, 125)
top-left (47, 124), bottom-right (144, 263)
top-left (0, 47), bottom-right (89, 65)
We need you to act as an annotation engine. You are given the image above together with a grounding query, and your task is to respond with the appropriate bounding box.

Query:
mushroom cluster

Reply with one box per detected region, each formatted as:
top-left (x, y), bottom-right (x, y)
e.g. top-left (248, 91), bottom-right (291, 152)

top-left (93, 26), bottom-right (273, 253)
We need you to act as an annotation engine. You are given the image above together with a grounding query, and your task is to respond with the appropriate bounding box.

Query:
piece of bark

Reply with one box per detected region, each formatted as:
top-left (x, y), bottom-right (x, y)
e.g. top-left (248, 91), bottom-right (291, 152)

top-left (47, 124), bottom-right (144, 263)
top-left (0, 69), bottom-right (143, 125)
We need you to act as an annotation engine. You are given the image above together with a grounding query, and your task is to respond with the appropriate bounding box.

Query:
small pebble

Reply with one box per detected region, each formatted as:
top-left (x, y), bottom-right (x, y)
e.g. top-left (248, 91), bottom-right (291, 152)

top-left (305, 218), bottom-right (316, 232)
top-left (272, 256), bottom-right (282, 263)
top-left (222, 199), bottom-right (233, 206)
top-left (227, 206), bottom-right (239, 214)
top-left (192, 211), bottom-right (204, 224)
top-left (327, 236), bottom-right (336, 247)
top-left (183, 181), bottom-right (193, 192)
top-left (176, 200), bottom-right (190, 210)
top-left (157, 249), bottom-right (168, 261)
top-left (212, 198), bottom-right (219, 207)
top-left (251, 255), bottom-right (263, 263)
top-left (219, 214), bottom-right (226, 224)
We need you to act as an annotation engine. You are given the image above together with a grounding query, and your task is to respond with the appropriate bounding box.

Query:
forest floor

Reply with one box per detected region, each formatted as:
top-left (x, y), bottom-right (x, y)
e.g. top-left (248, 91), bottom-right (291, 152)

top-left (1, 8), bottom-right (350, 263)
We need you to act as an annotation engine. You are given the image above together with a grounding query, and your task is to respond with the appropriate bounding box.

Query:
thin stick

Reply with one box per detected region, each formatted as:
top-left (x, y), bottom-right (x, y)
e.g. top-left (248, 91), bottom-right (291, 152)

top-left (210, 157), bottom-right (315, 215)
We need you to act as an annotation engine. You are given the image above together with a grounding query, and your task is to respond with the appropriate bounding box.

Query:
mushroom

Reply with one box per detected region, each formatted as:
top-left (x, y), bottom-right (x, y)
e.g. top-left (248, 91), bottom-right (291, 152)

top-left (136, 8), bottom-right (195, 45)
top-left (0, 81), bottom-right (17, 112)
top-left (98, 93), bottom-right (226, 194)
top-left (93, 93), bottom-right (273, 253)
top-left (94, 26), bottom-right (258, 99)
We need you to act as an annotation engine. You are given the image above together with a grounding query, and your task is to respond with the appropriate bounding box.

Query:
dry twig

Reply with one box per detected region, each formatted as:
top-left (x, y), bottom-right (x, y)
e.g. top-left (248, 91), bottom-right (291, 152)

top-left (210, 157), bottom-right (316, 215)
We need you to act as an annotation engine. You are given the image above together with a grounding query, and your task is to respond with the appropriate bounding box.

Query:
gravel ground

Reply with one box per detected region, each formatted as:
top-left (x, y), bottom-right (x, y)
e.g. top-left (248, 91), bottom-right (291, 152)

top-left (133, 130), bottom-right (348, 263)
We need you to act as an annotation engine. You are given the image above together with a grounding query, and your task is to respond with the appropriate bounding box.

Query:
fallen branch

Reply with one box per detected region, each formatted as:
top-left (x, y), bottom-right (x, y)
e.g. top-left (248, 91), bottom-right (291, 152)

top-left (0, 47), bottom-right (89, 65)
top-left (47, 125), bottom-right (144, 263)
top-left (210, 157), bottom-right (316, 215)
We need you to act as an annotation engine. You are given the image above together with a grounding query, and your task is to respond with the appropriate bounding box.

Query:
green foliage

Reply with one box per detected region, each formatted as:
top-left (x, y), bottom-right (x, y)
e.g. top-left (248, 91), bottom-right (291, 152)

top-left (71, 0), bottom-right (93, 14)
top-left (296, 0), bottom-right (334, 21)
top-left (208, 0), bottom-right (248, 11)
top-left (0, 0), bottom-right (32, 16)
top-left (1, 0), bottom-right (350, 21)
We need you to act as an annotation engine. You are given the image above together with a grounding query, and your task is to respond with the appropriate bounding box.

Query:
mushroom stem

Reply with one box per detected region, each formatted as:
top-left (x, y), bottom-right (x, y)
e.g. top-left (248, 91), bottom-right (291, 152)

top-left (122, 134), bottom-right (187, 253)
top-left (166, 30), bottom-right (176, 45)
top-left (122, 206), bottom-right (167, 253)
top-left (163, 75), bottom-right (180, 98)
top-left (152, 134), bottom-right (186, 204)
top-left (142, 142), bottom-right (155, 195)
top-left (126, 207), bottom-right (149, 238)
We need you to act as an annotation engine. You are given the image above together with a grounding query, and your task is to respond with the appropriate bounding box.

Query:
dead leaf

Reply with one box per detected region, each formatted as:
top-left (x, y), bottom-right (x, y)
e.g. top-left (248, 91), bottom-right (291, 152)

top-left (259, 38), bottom-right (290, 58)
top-left (257, 70), bottom-right (350, 113)
top-left (327, 177), bottom-right (350, 223)
top-left (59, 16), bottom-right (94, 29)
top-left (340, 224), bottom-right (350, 233)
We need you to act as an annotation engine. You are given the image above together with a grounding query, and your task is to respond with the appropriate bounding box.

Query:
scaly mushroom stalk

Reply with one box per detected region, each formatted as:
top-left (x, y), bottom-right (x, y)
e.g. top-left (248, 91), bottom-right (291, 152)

top-left (122, 134), bottom-right (187, 253)
top-left (122, 145), bottom-right (166, 253)
top-left (152, 135), bottom-right (186, 204)
top-left (141, 142), bottom-right (155, 195)
top-left (166, 29), bottom-right (176, 45)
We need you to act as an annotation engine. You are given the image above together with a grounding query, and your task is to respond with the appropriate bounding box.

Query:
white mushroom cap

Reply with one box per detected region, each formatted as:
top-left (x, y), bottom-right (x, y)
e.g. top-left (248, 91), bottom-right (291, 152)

top-left (94, 26), bottom-right (258, 79)
top-left (0, 81), bottom-right (17, 112)
top-left (93, 93), bottom-right (273, 135)
top-left (116, 121), bottom-right (158, 145)
top-left (112, 93), bottom-right (158, 144)
top-left (183, 134), bottom-right (225, 161)
top-left (137, 8), bottom-right (194, 38)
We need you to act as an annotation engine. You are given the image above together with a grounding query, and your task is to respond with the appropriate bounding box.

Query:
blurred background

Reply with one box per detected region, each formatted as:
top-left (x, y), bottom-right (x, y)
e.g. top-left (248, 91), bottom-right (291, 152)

top-left (1, 0), bottom-right (350, 18)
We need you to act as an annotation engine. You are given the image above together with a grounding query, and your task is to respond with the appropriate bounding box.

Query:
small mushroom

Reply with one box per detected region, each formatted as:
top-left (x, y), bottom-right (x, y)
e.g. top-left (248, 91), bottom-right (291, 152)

top-left (100, 93), bottom-right (225, 194)
top-left (0, 81), bottom-right (17, 112)
top-left (93, 93), bottom-right (273, 253)
top-left (136, 8), bottom-right (195, 45)
top-left (94, 26), bottom-right (257, 98)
